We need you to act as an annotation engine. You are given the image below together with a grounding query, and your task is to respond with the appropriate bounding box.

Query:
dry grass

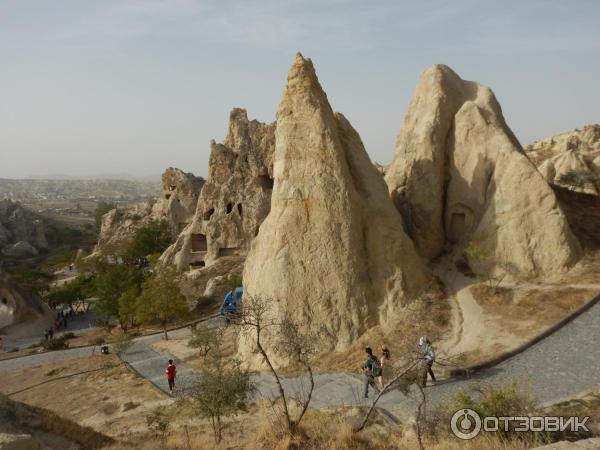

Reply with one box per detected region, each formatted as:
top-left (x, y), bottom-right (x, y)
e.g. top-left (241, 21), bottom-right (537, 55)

top-left (471, 284), bottom-right (597, 330)
top-left (0, 354), bottom-right (167, 439)
top-left (314, 284), bottom-right (450, 372)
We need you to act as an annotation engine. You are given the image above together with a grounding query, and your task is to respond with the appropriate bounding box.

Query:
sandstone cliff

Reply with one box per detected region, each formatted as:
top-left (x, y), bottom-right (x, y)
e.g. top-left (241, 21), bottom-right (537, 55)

top-left (384, 64), bottom-right (581, 278)
top-left (0, 200), bottom-right (47, 258)
top-left (159, 108), bottom-right (275, 271)
top-left (93, 168), bottom-right (204, 256)
top-left (525, 124), bottom-right (600, 195)
top-left (241, 54), bottom-right (429, 358)
top-left (0, 273), bottom-right (53, 338)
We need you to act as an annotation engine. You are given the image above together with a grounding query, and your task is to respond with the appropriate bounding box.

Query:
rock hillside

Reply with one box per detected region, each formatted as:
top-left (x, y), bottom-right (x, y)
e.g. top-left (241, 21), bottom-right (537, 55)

top-left (159, 108), bottom-right (275, 271)
top-left (525, 124), bottom-right (600, 195)
top-left (0, 273), bottom-right (53, 338)
top-left (93, 168), bottom-right (204, 256)
top-left (384, 64), bottom-right (581, 278)
top-left (0, 200), bottom-right (47, 258)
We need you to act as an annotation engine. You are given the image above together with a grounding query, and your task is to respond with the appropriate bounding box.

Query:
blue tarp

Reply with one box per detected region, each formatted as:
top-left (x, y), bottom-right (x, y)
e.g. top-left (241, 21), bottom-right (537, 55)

top-left (220, 287), bottom-right (243, 315)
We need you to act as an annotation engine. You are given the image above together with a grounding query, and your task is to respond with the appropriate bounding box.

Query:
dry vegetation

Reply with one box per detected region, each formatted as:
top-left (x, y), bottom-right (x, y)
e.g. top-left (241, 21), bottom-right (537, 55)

top-left (314, 285), bottom-right (451, 373)
top-left (471, 284), bottom-right (597, 330)
top-left (0, 355), bottom-right (167, 440)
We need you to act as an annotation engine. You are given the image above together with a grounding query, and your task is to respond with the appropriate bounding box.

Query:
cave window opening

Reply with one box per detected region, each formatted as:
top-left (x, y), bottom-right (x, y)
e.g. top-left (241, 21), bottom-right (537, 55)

top-left (257, 175), bottom-right (274, 190)
top-left (449, 213), bottom-right (466, 243)
top-left (190, 261), bottom-right (206, 268)
top-left (218, 247), bottom-right (239, 257)
top-left (165, 194), bottom-right (171, 200)
top-left (191, 234), bottom-right (207, 252)
top-left (226, 203), bottom-right (233, 214)
top-left (203, 208), bottom-right (215, 221)
top-left (237, 203), bottom-right (242, 217)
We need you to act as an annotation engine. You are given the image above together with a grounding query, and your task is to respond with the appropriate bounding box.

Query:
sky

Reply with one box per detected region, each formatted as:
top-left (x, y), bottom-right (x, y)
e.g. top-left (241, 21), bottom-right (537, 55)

top-left (1, 0), bottom-right (599, 179)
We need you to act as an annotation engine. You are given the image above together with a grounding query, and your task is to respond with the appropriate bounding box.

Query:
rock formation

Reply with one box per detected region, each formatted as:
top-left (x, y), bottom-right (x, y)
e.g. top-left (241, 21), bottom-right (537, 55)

top-left (93, 168), bottom-right (204, 256)
top-left (0, 200), bottom-right (47, 257)
top-left (525, 124), bottom-right (600, 195)
top-left (0, 393), bottom-right (112, 449)
top-left (159, 109), bottom-right (275, 271)
top-left (385, 64), bottom-right (581, 278)
top-left (160, 167), bottom-right (205, 235)
top-left (0, 273), bottom-right (53, 339)
top-left (241, 53), bottom-right (429, 357)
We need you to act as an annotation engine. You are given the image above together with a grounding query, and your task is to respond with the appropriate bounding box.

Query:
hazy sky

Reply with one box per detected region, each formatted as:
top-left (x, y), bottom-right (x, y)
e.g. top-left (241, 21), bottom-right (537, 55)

top-left (1, 0), bottom-right (599, 179)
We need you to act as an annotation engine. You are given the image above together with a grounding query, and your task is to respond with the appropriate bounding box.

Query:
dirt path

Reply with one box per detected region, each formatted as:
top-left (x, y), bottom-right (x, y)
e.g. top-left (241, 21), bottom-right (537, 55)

top-left (437, 265), bottom-right (527, 360)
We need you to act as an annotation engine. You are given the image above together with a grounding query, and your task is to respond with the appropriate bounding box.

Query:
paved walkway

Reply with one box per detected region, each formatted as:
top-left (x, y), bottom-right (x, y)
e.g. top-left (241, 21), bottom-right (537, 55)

top-left (2, 298), bottom-right (600, 423)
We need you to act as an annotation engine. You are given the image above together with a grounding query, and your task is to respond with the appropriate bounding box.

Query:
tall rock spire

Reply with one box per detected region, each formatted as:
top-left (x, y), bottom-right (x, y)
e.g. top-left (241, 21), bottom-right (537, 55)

top-left (241, 53), bottom-right (428, 360)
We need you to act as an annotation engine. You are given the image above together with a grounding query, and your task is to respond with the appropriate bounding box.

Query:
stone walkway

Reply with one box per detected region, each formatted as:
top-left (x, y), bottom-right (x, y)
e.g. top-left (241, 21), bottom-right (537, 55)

top-left (2, 299), bottom-right (600, 423)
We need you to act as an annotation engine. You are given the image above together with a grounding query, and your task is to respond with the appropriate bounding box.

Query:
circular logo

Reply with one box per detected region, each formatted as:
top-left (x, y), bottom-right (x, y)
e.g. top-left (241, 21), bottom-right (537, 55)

top-left (450, 408), bottom-right (482, 440)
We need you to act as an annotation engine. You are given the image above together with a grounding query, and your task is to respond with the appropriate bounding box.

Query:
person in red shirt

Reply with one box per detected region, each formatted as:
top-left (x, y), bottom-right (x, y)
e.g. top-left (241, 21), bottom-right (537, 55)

top-left (166, 359), bottom-right (176, 394)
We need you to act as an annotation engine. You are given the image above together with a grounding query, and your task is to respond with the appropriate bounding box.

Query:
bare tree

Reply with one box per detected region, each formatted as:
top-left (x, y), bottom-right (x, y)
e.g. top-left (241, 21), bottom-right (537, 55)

top-left (354, 357), bottom-right (422, 432)
top-left (237, 296), bottom-right (317, 436)
top-left (275, 314), bottom-right (317, 429)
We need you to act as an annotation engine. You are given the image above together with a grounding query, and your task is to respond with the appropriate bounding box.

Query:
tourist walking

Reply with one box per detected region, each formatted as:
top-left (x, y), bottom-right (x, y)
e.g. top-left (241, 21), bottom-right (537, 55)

top-left (376, 345), bottom-right (391, 389)
top-left (418, 336), bottom-right (436, 386)
top-left (166, 359), bottom-right (177, 395)
top-left (362, 347), bottom-right (382, 398)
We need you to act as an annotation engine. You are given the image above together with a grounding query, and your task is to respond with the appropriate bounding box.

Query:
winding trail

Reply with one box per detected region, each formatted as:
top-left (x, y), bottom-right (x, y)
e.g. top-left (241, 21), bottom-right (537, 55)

top-left (2, 295), bottom-right (600, 423)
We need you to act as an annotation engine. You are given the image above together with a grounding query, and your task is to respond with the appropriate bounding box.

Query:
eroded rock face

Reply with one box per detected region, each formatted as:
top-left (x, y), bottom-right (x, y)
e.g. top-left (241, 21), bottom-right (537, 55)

top-left (525, 125), bottom-right (600, 195)
top-left (159, 108), bottom-right (275, 271)
top-left (0, 200), bottom-right (47, 256)
top-left (241, 54), bottom-right (429, 359)
top-left (93, 168), bottom-right (204, 255)
top-left (0, 273), bottom-right (53, 336)
top-left (385, 64), bottom-right (581, 278)
top-left (160, 168), bottom-right (205, 235)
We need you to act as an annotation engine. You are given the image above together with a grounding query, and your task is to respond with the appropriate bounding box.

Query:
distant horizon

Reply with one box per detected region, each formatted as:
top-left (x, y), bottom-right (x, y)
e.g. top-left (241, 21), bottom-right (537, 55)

top-left (2, 1), bottom-right (599, 179)
top-left (2, 117), bottom-right (599, 182)
top-left (1, 173), bottom-right (163, 182)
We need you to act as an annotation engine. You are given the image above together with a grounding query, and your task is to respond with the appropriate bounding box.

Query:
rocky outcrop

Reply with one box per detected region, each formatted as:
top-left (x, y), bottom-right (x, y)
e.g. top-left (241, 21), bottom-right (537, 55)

top-left (93, 168), bottom-right (204, 255)
top-left (525, 124), bottom-right (600, 194)
top-left (0, 200), bottom-right (47, 257)
top-left (160, 168), bottom-right (205, 235)
top-left (0, 273), bottom-right (53, 337)
top-left (0, 393), bottom-right (112, 449)
top-left (159, 109), bottom-right (275, 271)
top-left (241, 54), bottom-right (429, 358)
top-left (385, 64), bottom-right (581, 278)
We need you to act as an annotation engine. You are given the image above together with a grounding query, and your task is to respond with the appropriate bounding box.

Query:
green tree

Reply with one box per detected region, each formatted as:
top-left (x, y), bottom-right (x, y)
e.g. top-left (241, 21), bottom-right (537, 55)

top-left (188, 325), bottom-right (222, 357)
top-left (190, 358), bottom-right (253, 443)
top-left (124, 220), bottom-right (172, 261)
top-left (94, 201), bottom-right (117, 232)
top-left (94, 265), bottom-right (143, 325)
top-left (46, 274), bottom-right (95, 310)
top-left (135, 267), bottom-right (190, 340)
top-left (118, 285), bottom-right (141, 333)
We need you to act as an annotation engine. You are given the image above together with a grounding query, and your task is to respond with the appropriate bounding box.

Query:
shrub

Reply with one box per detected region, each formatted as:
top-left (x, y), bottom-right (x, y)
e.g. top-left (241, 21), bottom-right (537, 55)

top-left (42, 336), bottom-right (69, 351)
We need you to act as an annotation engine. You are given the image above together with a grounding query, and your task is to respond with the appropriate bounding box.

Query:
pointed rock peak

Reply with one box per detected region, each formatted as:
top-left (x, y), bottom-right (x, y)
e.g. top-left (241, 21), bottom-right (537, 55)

top-left (278, 53), bottom-right (333, 123)
top-left (229, 108), bottom-right (249, 122)
top-left (285, 53), bottom-right (325, 96)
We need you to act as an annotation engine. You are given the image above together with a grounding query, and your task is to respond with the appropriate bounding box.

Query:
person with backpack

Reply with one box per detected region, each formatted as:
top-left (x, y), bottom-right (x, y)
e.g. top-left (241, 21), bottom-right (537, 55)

top-left (418, 336), bottom-right (436, 386)
top-left (377, 345), bottom-right (391, 389)
top-left (166, 359), bottom-right (177, 394)
top-left (362, 347), bottom-right (382, 398)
